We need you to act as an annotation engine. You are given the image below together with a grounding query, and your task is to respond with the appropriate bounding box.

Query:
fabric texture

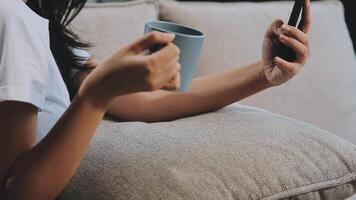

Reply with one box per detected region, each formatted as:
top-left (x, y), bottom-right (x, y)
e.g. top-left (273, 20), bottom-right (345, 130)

top-left (158, 0), bottom-right (356, 145)
top-left (71, 0), bottom-right (159, 61)
top-left (59, 104), bottom-right (356, 200)
top-left (0, 0), bottom-right (70, 142)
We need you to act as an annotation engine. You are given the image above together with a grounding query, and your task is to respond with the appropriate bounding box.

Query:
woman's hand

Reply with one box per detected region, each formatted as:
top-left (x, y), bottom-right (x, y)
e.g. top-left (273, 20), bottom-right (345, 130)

top-left (78, 31), bottom-right (181, 110)
top-left (262, 0), bottom-right (311, 86)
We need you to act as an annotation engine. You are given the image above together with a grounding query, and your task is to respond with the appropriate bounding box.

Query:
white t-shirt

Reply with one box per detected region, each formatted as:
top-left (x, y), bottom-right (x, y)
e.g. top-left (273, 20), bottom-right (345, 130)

top-left (0, 0), bottom-right (74, 142)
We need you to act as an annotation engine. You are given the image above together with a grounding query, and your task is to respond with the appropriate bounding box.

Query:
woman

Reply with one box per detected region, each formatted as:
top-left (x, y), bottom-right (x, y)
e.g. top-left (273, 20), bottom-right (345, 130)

top-left (0, 0), bottom-right (311, 199)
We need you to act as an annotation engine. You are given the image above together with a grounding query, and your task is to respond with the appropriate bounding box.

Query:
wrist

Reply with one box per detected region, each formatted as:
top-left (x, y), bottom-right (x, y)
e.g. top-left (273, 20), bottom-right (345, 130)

top-left (76, 82), bottom-right (114, 113)
top-left (257, 60), bottom-right (273, 89)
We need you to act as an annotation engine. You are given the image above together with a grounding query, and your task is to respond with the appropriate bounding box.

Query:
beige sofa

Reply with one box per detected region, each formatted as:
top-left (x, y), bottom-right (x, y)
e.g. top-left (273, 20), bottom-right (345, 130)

top-left (59, 0), bottom-right (356, 199)
top-left (73, 0), bottom-right (356, 144)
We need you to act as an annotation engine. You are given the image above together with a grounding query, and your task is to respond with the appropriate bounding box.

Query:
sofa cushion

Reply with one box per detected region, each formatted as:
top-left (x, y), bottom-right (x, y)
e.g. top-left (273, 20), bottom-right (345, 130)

top-left (71, 0), bottom-right (158, 61)
top-left (159, 0), bottom-right (356, 145)
top-left (59, 104), bottom-right (356, 200)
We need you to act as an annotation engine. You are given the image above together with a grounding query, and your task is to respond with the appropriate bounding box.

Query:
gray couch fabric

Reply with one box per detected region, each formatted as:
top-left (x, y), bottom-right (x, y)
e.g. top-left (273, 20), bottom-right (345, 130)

top-left (59, 104), bottom-right (356, 200)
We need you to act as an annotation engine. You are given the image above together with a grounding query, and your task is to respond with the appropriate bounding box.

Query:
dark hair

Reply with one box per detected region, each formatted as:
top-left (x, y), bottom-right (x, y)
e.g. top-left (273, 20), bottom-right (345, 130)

top-left (26, 0), bottom-right (90, 98)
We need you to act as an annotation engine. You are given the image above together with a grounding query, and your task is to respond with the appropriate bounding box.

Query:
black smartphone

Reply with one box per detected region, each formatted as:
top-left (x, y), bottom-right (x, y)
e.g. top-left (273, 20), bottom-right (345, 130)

top-left (277, 0), bottom-right (304, 62)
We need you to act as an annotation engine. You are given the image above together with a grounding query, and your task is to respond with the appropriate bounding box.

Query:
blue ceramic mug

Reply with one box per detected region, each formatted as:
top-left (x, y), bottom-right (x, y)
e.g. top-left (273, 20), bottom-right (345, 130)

top-left (144, 20), bottom-right (205, 92)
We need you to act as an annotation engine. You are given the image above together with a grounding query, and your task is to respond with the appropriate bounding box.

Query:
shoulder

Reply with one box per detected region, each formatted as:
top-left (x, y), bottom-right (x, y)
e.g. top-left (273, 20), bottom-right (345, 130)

top-left (0, 0), bottom-right (26, 25)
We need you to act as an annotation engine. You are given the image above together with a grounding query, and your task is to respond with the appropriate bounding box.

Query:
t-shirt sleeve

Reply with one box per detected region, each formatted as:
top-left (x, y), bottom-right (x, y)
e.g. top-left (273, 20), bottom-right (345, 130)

top-left (0, 12), bottom-right (49, 110)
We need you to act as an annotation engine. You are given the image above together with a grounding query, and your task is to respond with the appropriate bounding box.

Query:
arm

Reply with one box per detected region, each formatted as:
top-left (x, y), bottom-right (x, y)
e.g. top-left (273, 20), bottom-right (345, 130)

top-left (106, 0), bottom-right (311, 122)
top-left (0, 102), bottom-right (37, 198)
top-left (2, 96), bottom-right (106, 200)
top-left (106, 62), bottom-right (269, 122)
top-left (73, 0), bottom-right (311, 123)
top-left (0, 31), bottom-right (180, 200)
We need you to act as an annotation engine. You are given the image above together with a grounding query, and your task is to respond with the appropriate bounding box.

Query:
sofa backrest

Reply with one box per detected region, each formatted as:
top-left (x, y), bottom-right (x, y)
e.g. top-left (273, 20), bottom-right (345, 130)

top-left (71, 0), bottom-right (158, 61)
top-left (178, 0), bottom-right (356, 53)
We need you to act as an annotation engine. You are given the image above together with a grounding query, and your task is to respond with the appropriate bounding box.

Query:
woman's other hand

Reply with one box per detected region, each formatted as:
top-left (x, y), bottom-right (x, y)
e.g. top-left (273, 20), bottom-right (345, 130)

top-left (78, 31), bottom-right (181, 110)
top-left (262, 0), bottom-right (311, 86)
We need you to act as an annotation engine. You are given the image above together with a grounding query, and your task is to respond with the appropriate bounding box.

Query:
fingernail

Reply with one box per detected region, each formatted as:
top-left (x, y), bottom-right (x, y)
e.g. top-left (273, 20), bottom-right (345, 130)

top-left (282, 25), bottom-right (291, 32)
top-left (277, 28), bottom-right (282, 35)
top-left (164, 33), bottom-right (175, 40)
top-left (274, 57), bottom-right (279, 62)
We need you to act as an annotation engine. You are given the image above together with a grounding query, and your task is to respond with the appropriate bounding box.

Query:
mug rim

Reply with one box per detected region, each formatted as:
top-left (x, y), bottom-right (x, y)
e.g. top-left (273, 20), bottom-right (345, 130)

top-left (146, 20), bottom-right (205, 38)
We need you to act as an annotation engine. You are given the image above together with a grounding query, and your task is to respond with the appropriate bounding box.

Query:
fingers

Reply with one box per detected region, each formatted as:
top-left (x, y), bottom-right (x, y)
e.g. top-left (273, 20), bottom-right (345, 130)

top-left (274, 57), bottom-right (301, 75)
top-left (279, 33), bottom-right (310, 62)
top-left (142, 47), bottom-right (181, 90)
top-left (149, 43), bottom-right (180, 69)
top-left (128, 31), bottom-right (175, 54)
top-left (144, 43), bottom-right (180, 88)
top-left (268, 19), bottom-right (284, 37)
top-left (158, 54), bottom-right (180, 76)
top-left (162, 73), bottom-right (181, 90)
top-left (281, 25), bottom-right (309, 47)
top-left (299, 0), bottom-right (311, 34)
top-left (135, 38), bottom-right (180, 91)
top-left (156, 62), bottom-right (181, 89)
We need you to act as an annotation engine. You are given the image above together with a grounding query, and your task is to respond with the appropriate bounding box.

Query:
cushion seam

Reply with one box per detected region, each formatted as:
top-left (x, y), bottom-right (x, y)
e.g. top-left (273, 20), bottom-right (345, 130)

top-left (261, 173), bottom-right (356, 200)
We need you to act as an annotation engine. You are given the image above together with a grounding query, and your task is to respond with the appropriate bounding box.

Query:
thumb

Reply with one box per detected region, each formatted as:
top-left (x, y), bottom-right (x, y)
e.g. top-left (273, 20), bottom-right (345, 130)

top-left (267, 19), bottom-right (284, 38)
top-left (127, 31), bottom-right (175, 54)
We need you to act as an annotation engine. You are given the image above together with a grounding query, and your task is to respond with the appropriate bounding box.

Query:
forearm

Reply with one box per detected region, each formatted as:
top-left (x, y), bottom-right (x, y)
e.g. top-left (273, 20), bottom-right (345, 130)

top-left (188, 61), bottom-right (271, 108)
top-left (4, 95), bottom-right (107, 200)
top-left (107, 61), bottom-right (272, 122)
